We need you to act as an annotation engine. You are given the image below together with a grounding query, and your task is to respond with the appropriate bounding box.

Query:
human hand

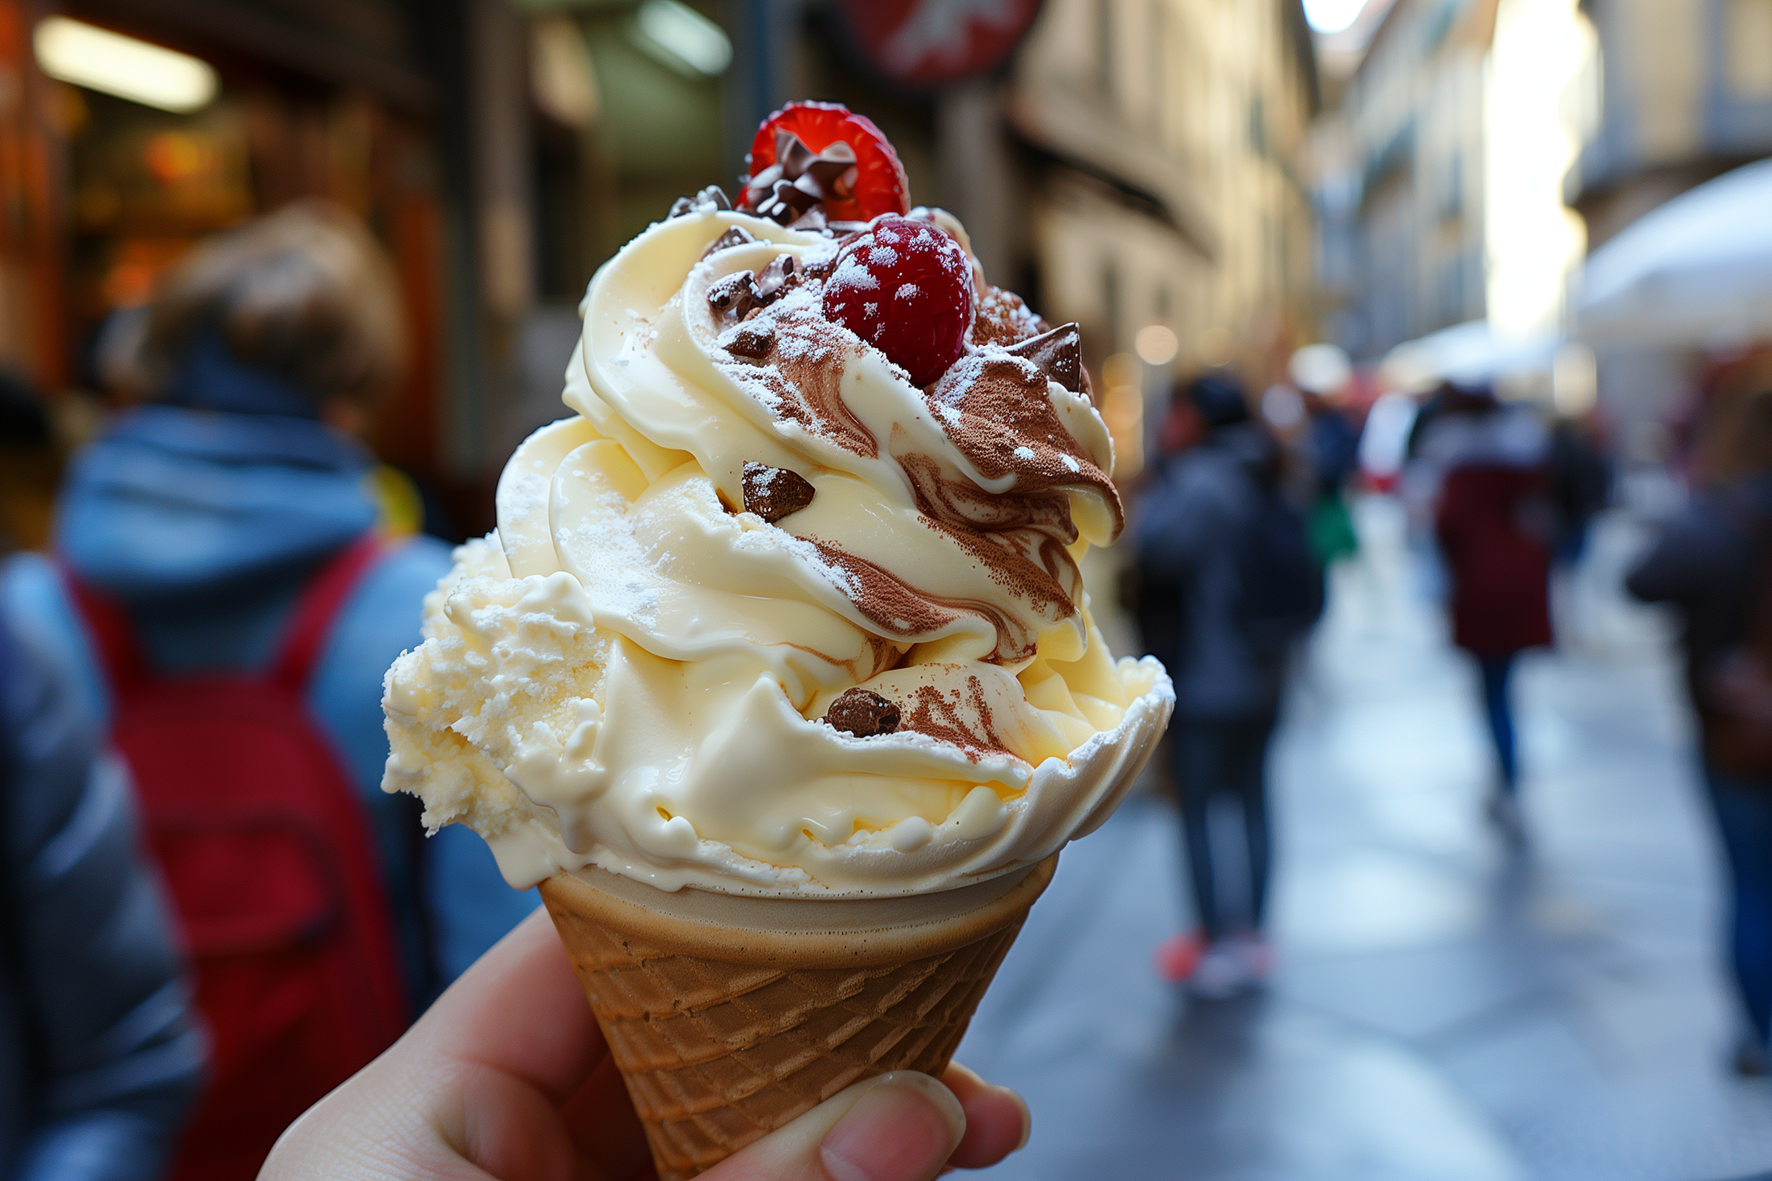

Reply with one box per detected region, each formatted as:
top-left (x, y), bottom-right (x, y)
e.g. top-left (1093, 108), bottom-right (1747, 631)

top-left (260, 907), bottom-right (1030, 1181)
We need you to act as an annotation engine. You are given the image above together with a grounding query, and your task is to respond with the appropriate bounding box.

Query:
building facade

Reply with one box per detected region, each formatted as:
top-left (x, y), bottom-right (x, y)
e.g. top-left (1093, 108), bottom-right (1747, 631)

top-left (1566, 0), bottom-right (1772, 450)
top-left (1570, 0), bottom-right (1772, 249)
top-left (1323, 0), bottom-right (1492, 361)
top-left (1009, 0), bottom-right (1320, 388)
top-left (1316, 0), bottom-right (1594, 371)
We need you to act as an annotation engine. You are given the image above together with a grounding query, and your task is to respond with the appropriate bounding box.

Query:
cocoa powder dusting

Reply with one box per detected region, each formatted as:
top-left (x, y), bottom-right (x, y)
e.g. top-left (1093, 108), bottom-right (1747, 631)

top-left (806, 540), bottom-right (1035, 664)
top-left (971, 283), bottom-right (1050, 348)
top-left (898, 676), bottom-right (1014, 761)
top-left (713, 300), bottom-right (878, 458)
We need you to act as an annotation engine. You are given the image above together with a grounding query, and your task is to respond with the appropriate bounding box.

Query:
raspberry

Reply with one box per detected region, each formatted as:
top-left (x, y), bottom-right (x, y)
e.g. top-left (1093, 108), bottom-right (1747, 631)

top-left (821, 216), bottom-right (975, 386)
top-left (741, 102), bottom-right (910, 224)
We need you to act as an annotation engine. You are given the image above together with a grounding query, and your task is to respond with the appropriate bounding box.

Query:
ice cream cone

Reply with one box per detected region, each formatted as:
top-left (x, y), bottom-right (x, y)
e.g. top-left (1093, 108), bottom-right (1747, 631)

top-left (539, 854), bottom-right (1058, 1180)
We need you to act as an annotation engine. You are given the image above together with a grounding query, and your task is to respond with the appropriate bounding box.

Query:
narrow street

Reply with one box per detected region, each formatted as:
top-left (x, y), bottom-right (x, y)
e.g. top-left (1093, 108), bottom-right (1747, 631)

top-left (960, 497), bottom-right (1772, 1181)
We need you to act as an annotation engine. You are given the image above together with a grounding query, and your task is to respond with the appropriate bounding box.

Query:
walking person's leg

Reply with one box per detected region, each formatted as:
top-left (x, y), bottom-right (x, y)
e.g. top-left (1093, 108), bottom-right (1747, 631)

top-left (1221, 710), bottom-right (1279, 988)
top-left (1478, 652), bottom-right (1526, 840)
top-left (1229, 710), bottom-right (1279, 934)
top-left (1158, 720), bottom-right (1223, 982)
top-left (1704, 766), bottom-right (1772, 1073)
top-left (1478, 653), bottom-right (1520, 790)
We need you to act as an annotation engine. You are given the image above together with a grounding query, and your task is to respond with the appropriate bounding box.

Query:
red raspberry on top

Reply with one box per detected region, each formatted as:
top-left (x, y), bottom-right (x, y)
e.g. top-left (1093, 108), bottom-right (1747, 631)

top-left (741, 102), bottom-right (910, 225)
top-left (822, 215), bottom-right (975, 387)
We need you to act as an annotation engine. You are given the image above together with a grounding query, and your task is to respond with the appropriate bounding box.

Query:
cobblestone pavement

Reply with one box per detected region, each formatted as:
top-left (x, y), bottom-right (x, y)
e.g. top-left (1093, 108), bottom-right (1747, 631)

top-left (958, 497), bottom-right (1772, 1181)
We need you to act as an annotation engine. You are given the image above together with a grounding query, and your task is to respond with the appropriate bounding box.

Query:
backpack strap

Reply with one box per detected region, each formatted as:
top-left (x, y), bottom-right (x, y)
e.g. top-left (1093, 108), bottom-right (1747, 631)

top-left (270, 534), bottom-right (386, 694)
top-left (57, 566), bottom-right (149, 694)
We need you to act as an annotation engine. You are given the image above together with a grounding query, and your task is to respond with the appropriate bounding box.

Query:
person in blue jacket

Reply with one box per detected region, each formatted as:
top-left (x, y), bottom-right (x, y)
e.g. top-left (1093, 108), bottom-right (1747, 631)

top-left (19, 201), bottom-right (533, 1010)
top-left (0, 550), bottom-right (205, 1180)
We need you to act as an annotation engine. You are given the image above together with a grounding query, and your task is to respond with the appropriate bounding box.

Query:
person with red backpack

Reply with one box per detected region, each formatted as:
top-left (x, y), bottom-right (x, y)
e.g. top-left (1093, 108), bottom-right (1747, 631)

top-left (1629, 384), bottom-right (1772, 1076)
top-left (19, 203), bottom-right (535, 1177)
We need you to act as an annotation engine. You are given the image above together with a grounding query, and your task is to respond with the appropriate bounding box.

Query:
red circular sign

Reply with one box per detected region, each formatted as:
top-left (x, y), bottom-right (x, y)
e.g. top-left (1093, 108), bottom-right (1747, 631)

top-left (838, 0), bottom-right (1045, 87)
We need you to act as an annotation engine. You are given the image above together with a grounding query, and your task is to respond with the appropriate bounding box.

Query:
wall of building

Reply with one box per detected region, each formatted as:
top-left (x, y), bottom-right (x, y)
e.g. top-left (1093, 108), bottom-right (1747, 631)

top-left (1328, 0), bottom-right (1491, 360)
top-left (1011, 0), bottom-right (1318, 386)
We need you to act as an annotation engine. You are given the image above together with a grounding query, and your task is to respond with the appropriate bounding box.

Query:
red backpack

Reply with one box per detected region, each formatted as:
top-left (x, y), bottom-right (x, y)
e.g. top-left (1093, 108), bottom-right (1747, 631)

top-left (64, 536), bottom-right (409, 1181)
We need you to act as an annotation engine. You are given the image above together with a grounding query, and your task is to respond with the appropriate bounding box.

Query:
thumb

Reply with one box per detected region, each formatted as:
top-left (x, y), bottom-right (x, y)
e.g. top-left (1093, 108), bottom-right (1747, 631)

top-left (699, 1072), bottom-right (966, 1181)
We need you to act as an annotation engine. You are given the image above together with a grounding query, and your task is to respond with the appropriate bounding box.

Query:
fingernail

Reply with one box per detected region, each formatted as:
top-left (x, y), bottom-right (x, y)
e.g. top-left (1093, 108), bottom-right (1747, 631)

top-left (1006, 1086), bottom-right (1032, 1152)
top-left (820, 1073), bottom-right (965, 1181)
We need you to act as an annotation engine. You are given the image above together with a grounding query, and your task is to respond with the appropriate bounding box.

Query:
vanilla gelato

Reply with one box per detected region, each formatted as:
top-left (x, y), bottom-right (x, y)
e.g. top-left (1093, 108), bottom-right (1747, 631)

top-left (382, 202), bottom-right (1172, 897)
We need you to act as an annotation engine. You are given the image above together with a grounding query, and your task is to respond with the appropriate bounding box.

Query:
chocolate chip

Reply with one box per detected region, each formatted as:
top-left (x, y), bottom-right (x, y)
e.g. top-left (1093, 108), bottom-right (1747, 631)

top-left (1006, 322), bottom-right (1084, 394)
top-left (701, 225), bottom-right (756, 259)
top-left (823, 688), bottom-right (900, 738)
top-left (722, 321), bottom-right (774, 359)
top-left (753, 254), bottom-right (799, 302)
top-left (670, 186), bottom-right (732, 219)
top-left (708, 270), bottom-right (759, 320)
top-left (742, 460), bottom-right (815, 522)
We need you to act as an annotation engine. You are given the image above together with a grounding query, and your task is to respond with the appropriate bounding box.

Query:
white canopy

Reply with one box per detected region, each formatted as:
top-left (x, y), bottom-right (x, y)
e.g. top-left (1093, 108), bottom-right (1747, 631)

top-left (1380, 320), bottom-right (1558, 392)
top-left (1575, 156), bottom-right (1772, 348)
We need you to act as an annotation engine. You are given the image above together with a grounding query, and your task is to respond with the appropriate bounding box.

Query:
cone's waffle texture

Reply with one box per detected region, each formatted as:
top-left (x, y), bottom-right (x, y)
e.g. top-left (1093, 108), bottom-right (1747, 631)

top-left (540, 858), bottom-right (1056, 1181)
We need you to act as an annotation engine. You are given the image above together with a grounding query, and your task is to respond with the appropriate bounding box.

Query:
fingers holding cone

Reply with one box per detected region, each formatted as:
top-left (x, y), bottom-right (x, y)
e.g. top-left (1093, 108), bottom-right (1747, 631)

top-left (698, 1065), bottom-right (1028, 1181)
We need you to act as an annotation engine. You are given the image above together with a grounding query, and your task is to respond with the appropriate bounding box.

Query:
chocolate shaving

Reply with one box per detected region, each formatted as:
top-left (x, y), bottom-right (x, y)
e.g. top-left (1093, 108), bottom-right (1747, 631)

top-left (669, 185), bottom-right (732, 219)
top-left (708, 270), bottom-right (759, 321)
top-left (722, 321), bottom-right (774, 359)
top-left (755, 178), bottom-right (819, 225)
top-left (742, 460), bottom-right (815, 522)
top-left (1005, 322), bottom-right (1084, 394)
top-left (744, 131), bottom-right (863, 226)
top-left (754, 254), bottom-right (799, 301)
top-left (701, 225), bottom-right (756, 259)
top-left (823, 688), bottom-right (900, 738)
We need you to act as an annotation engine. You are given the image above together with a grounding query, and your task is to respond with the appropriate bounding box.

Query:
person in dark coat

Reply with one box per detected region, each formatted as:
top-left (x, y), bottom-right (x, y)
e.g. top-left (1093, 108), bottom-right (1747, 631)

top-left (0, 551), bottom-right (205, 1180)
top-left (1412, 383), bottom-right (1552, 837)
top-left (1135, 374), bottom-right (1315, 997)
top-left (1627, 385), bottom-right (1772, 1074)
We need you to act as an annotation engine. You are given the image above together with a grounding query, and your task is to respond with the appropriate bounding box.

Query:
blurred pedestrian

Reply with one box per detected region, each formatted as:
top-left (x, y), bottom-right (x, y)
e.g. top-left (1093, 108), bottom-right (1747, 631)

top-left (1136, 374), bottom-right (1323, 996)
top-left (0, 550), bottom-right (205, 1179)
top-left (1546, 411), bottom-right (1613, 566)
top-left (1289, 344), bottom-right (1361, 565)
top-left (1627, 384), bottom-right (1772, 1076)
top-left (1410, 382), bottom-right (1552, 839)
top-left (13, 202), bottom-right (530, 1179)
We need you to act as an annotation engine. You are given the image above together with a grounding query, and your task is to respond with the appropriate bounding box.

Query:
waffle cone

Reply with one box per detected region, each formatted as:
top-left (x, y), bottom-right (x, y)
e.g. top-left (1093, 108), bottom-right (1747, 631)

top-left (539, 855), bottom-right (1057, 1180)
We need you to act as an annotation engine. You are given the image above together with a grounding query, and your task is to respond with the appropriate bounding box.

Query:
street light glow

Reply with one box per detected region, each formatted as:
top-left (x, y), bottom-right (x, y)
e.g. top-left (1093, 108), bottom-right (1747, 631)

top-left (33, 17), bottom-right (216, 113)
top-left (1303, 0), bottom-right (1368, 34)
top-left (1135, 324), bottom-right (1179, 366)
top-left (633, 0), bottom-right (732, 77)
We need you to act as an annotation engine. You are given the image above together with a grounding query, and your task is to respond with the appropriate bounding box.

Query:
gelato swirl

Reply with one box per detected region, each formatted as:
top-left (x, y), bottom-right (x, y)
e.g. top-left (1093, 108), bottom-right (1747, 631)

top-left (382, 206), bottom-right (1172, 896)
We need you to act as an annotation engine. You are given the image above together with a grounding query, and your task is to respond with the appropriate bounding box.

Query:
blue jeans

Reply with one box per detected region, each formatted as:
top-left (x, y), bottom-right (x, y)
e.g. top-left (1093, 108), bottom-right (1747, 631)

top-left (1705, 766), bottom-right (1772, 1047)
top-left (1477, 654), bottom-right (1518, 790)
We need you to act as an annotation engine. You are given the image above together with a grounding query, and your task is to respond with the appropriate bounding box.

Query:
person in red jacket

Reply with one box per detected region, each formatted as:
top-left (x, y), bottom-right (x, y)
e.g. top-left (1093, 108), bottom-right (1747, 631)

top-left (1415, 382), bottom-right (1553, 838)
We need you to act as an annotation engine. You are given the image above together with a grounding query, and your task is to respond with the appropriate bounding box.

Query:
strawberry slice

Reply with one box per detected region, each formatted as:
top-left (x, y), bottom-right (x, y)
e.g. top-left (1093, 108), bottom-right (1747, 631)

top-left (740, 101), bottom-right (910, 224)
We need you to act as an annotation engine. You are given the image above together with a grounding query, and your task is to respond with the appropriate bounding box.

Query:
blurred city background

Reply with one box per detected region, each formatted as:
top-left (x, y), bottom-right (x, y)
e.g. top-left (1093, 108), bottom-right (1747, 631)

top-left (1, 0), bottom-right (1771, 1179)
